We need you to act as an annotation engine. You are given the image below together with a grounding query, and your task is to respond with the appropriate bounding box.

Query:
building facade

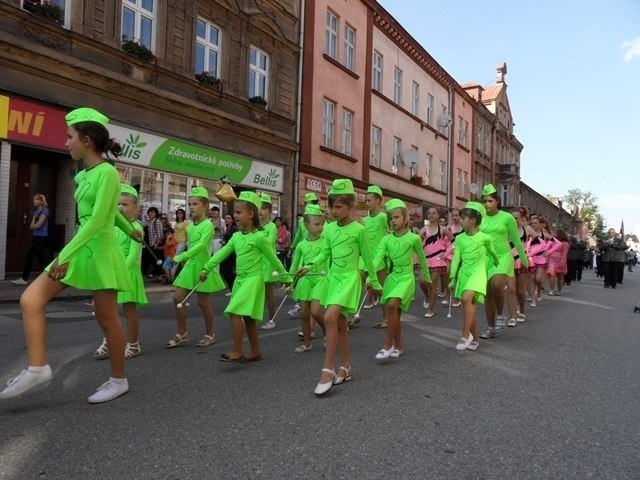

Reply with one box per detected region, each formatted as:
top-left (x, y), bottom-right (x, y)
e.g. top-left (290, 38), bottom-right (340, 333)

top-left (0, 0), bottom-right (301, 278)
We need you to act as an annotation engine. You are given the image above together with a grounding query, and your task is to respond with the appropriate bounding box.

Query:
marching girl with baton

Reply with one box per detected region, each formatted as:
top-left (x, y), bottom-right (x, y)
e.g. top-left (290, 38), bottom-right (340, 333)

top-left (259, 194), bottom-right (279, 330)
top-left (200, 192), bottom-right (288, 363)
top-left (0, 107), bottom-right (140, 403)
top-left (93, 184), bottom-right (148, 359)
top-left (167, 186), bottom-right (225, 348)
top-left (297, 179), bottom-right (382, 396)
top-left (288, 204), bottom-right (328, 353)
top-left (371, 199), bottom-right (431, 361)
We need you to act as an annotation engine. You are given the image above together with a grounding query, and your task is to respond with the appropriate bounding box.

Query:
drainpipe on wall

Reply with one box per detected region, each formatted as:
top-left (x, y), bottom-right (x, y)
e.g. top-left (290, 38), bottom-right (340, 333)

top-left (446, 86), bottom-right (453, 209)
top-left (292, 0), bottom-right (306, 223)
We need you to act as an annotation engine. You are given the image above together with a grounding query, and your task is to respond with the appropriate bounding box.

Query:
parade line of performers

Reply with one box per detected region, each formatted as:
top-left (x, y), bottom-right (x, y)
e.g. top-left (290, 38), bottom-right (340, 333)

top-left (0, 107), bottom-right (590, 403)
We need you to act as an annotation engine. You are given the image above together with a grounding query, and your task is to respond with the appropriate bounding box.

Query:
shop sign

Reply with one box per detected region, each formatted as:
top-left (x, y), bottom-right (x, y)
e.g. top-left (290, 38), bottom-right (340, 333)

top-left (0, 95), bottom-right (67, 150)
top-left (304, 175), bottom-right (366, 202)
top-left (110, 124), bottom-right (284, 192)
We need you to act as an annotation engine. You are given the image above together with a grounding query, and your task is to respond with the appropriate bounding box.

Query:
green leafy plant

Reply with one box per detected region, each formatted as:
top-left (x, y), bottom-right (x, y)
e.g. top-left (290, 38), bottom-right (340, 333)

top-left (195, 71), bottom-right (221, 88)
top-left (121, 37), bottom-right (156, 63)
top-left (249, 96), bottom-right (268, 106)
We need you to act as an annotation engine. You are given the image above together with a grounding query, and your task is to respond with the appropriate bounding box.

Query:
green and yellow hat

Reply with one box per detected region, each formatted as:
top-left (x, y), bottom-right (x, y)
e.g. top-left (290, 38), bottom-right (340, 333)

top-left (305, 192), bottom-right (318, 203)
top-left (304, 204), bottom-right (324, 216)
top-left (65, 107), bottom-right (109, 127)
top-left (260, 193), bottom-right (272, 205)
top-left (465, 201), bottom-right (486, 217)
top-left (367, 185), bottom-right (383, 197)
top-left (385, 198), bottom-right (406, 212)
top-left (329, 178), bottom-right (355, 195)
top-left (190, 186), bottom-right (209, 199)
top-left (120, 184), bottom-right (138, 198)
top-left (238, 191), bottom-right (261, 210)
top-left (482, 184), bottom-right (497, 196)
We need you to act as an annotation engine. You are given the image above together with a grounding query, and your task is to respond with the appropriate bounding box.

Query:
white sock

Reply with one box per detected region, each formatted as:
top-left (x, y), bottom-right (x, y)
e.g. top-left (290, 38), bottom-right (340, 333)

top-left (109, 377), bottom-right (126, 384)
top-left (28, 365), bottom-right (48, 373)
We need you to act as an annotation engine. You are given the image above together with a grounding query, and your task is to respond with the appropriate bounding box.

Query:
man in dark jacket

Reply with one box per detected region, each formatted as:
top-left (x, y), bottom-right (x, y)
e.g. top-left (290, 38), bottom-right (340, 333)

top-left (597, 229), bottom-right (628, 288)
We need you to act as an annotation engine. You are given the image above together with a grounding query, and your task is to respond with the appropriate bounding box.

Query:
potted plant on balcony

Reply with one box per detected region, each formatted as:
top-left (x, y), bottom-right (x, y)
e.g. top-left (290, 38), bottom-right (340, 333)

top-left (121, 36), bottom-right (156, 63)
top-left (248, 96), bottom-right (268, 108)
top-left (23, 0), bottom-right (64, 26)
top-left (411, 175), bottom-right (423, 185)
top-left (195, 71), bottom-right (222, 92)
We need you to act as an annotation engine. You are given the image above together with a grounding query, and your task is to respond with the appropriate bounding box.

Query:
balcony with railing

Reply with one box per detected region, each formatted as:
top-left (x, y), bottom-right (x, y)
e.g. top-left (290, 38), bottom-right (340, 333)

top-left (498, 163), bottom-right (519, 177)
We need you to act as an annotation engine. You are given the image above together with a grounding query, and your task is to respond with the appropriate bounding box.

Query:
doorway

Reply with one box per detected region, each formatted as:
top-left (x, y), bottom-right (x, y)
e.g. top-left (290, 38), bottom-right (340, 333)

top-left (6, 145), bottom-right (63, 273)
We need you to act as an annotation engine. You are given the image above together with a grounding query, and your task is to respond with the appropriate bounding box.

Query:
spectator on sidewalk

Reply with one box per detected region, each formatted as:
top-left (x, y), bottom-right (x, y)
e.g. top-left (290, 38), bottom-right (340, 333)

top-left (12, 194), bottom-right (52, 286)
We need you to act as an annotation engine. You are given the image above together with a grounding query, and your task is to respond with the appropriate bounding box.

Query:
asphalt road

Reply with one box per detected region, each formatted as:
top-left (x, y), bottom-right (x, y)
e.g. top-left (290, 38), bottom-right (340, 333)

top-left (1, 269), bottom-right (639, 479)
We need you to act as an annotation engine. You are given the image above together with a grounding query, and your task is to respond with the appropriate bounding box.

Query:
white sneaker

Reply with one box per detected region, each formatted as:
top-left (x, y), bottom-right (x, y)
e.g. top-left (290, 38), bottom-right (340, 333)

top-left (10, 278), bottom-right (28, 286)
top-left (495, 315), bottom-right (506, 329)
top-left (441, 299), bottom-right (449, 305)
top-left (362, 303), bottom-right (374, 310)
top-left (0, 365), bottom-right (53, 399)
top-left (390, 348), bottom-right (403, 358)
top-left (422, 300), bottom-right (428, 308)
top-left (456, 334), bottom-right (474, 351)
top-left (224, 292), bottom-right (232, 297)
top-left (261, 320), bottom-right (276, 330)
top-left (87, 378), bottom-right (129, 404)
top-left (467, 341), bottom-right (479, 351)
top-left (287, 305), bottom-right (301, 317)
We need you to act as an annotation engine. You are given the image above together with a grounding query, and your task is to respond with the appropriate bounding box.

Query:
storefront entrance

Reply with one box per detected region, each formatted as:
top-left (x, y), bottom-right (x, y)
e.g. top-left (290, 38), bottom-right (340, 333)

top-left (6, 145), bottom-right (62, 273)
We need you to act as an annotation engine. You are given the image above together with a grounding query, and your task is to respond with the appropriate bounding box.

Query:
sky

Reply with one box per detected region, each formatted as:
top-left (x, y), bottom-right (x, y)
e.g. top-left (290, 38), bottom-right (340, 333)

top-left (379, 0), bottom-right (640, 235)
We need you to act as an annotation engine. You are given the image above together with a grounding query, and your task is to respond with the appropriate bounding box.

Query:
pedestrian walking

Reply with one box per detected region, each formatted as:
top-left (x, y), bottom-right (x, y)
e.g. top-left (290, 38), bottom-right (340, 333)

top-left (0, 107), bottom-right (138, 403)
top-left (200, 191), bottom-right (287, 362)
top-left (296, 179), bottom-right (382, 396)
top-left (93, 184), bottom-right (148, 360)
top-left (12, 193), bottom-right (52, 286)
top-left (260, 194), bottom-right (279, 330)
top-left (167, 187), bottom-right (225, 348)
top-left (371, 199), bottom-right (431, 360)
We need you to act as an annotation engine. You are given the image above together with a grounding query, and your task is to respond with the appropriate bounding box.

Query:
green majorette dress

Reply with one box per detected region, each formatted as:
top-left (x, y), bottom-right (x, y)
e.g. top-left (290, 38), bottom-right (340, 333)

top-left (306, 221), bottom-right (382, 315)
top-left (450, 231), bottom-right (499, 304)
top-left (372, 231), bottom-right (431, 311)
top-left (289, 235), bottom-right (328, 303)
top-left (261, 220), bottom-right (279, 284)
top-left (173, 219), bottom-right (225, 293)
top-left (203, 230), bottom-right (287, 322)
top-left (359, 211), bottom-right (389, 270)
top-left (480, 210), bottom-right (528, 278)
top-left (116, 220), bottom-right (148, 305)
top-left (291, 216), bottom-right (308, 250)
top-left (50, 162), bottom-right (132, 292)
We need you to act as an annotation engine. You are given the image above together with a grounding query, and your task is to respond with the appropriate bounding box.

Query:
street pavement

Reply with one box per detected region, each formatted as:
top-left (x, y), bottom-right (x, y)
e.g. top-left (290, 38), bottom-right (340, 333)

top-left (0, 269), bottom-right (639, 479)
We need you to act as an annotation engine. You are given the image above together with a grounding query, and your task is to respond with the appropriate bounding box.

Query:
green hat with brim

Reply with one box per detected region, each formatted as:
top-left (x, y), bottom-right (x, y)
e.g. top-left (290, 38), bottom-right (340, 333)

top-left (191, 186), bottom-right (209, 199)
top-left (304, 204), bottom-right (324, 216)
top-left (367, 185), bottom-right (383, 197)
top-left (482, 184), bottom-right (497, 196)
top-left (385, 198), bottom-right (406, 212)
top-left (260, 193), bottom-right (272, 205)
top-left (65, 107), bottom-right (109, 127)
top-left (329, 179), bottom-right (355, 195)
top-left (120, 184), bottom-right (138, 198)
top-left (238, 191), bottom-right (261, 210)
top-left (305, 192), bottom-right (318, 203)
top-left (465, 201), bottom-right (486, 217)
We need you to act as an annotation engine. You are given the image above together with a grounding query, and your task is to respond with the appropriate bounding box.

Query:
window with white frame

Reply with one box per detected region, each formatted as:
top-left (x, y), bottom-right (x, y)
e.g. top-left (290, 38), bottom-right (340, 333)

top-left (325, 10), bottom-right (338, 60)
top-left (372, 51), bottom-right (383, 91)
top-left (462, 120), bottom-right (469, 148)
top-left (393, 67), bottom-right (403, 105)
top-left (371, 126), bottom-right (382, 167)
top-left (344, 24), bottom-right (355, 71)
top-left (425, 154), bottom-right (432, 186)
top-left (439, 105), bottom-right (448, 134)
top-left (392, 136), bottom-right (401, 175)
top-left (463, 171), bottom-right (468, 197)
top-left (439, 160), bottom-right (446, 190)
top-left (411, 81), bottom-right (420, 116)
top-left (427, 94), bottom-right (434, 126)
top-left (341, 109), bottom-right (353, 156)
top-left (322, 99), bottom-right (336, 149)
top-left (122, 0), bottom-right (156, 50)
top-left (249, 46), bottom-right (269, 100)
top-left (195, 18), bottom-right (221, 77)
top-left (500, 184), bottom-right (509, 206)
top-left (23, 0), bottom-right (68, 26)
top-left (458, 116), bottom-right (464, 145)
top-left (457, 168), bottom-right (463, 196)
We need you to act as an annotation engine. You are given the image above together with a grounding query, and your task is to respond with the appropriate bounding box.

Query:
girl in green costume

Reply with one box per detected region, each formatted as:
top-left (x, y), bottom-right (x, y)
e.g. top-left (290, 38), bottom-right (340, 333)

top-left (478, 185), bottom-right (529, 339)
top-left (0, 107), bottom-right (139, 404)
top-left (297, 179), bottom-right (382, 396)
top-left (449, 203), bottom-right (499, 351)
top-left (168, 187), bottom-right (225, 348)
top-left (259, 194), bottom-right (279, 330)
top-left (289, 204), bottom-right (328, 352)
top-left (358, 185), bottom-right (390, 329)
top-left (200, 192), bottom-right (287, 362)
top-left (371, 200), bottom-right (431, 361)
top-left (93, 184), bottom-right (148, 359)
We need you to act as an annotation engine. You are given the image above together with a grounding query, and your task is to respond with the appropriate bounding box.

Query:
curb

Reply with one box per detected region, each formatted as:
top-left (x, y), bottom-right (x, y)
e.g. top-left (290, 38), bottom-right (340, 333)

top-left (0, 284), bottom-right (175, 305)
